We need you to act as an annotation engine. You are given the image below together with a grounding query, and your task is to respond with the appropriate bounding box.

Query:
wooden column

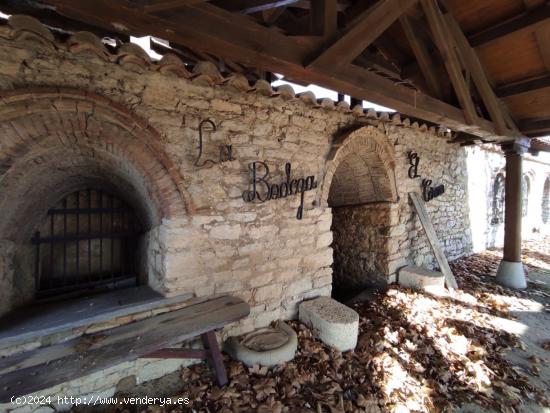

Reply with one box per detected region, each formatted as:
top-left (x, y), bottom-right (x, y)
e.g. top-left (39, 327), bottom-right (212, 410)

top-left (503, 146), bottom-right (523, 262)
top-left (496, 140), bottom-right (529, 289)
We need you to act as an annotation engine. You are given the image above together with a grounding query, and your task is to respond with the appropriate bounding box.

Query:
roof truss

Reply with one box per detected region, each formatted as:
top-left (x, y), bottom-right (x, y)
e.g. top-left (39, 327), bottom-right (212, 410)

top-left (9, 0), bottom-right (550, 140)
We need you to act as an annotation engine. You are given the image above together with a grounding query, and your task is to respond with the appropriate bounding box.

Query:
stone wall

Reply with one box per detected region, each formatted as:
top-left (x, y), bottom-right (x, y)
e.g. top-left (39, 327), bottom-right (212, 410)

top-left (330, 125), bottom-right (473, 290)
top-left (0, 16), bottom-right (532, 411)
top-left (332, 203), bottom-right (392, 288)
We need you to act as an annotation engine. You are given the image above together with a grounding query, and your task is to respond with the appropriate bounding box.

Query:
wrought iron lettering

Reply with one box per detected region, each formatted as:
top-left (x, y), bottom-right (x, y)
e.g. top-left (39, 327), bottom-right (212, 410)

top-left (194, 119), bottom-right (234, 167)
top-left (242, 161), bottom-right (317, 219)
top-left (422, 179), bottom-right (445, 202)
top-left (407, 151), bottom-right (421, 179)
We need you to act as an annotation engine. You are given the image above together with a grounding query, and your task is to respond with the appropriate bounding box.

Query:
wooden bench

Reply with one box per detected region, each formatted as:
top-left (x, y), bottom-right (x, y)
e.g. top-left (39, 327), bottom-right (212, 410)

top-left (0, 294), bottom-right (250, 403)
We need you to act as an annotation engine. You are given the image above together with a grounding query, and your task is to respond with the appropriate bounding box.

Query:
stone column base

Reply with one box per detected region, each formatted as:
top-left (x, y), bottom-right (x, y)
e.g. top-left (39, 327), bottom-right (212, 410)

top-left (496, 260), bottom-right (527, 289)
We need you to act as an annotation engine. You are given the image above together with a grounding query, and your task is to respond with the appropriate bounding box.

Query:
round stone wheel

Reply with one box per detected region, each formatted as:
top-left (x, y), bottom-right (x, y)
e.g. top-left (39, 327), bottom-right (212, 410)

top-left (224, 321), bottom-right (297, 367)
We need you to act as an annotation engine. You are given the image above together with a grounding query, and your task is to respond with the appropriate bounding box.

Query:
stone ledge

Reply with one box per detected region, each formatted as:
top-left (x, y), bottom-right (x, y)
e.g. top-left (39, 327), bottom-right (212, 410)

top-left (299, 297), bottom-right (358, 352)
top-left (397, 265), bottom-right (446, 295)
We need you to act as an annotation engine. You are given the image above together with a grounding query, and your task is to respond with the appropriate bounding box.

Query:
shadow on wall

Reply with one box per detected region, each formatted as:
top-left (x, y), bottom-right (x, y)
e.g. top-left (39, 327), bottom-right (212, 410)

top-left (331, 203), bottom-right (392, 299)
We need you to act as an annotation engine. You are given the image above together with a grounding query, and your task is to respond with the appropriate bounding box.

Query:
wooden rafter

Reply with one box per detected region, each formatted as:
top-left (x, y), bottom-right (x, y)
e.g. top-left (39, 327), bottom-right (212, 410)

top-left (519, 118), bottom-right (550, 136)
top-left (421, 0), bottom-right (478, 125)
top-left (216, 0), bottom-right (302, 14)
top-left (399, 15), bottom-right (443, 98)
top-left (355, 50), bottom-right (402, 79)
top-left (308, 0), bottom-right (417, 68)
top-left (469, 3), bottom-right (550, 47)
top-left (496, 74), bottom-right (550, 97)
top-left (261, 6), bottom-right (287, 25)
top-left (139, 0), bottom-right (206, 13)
top-left (38, 0), bottom-right (513, 141)
top-left (444, 11), bottom-right (514, 135)
top-left (535, 22), bottom-right (550, 70)
top-left (310, 0), bottom-right (337, 38)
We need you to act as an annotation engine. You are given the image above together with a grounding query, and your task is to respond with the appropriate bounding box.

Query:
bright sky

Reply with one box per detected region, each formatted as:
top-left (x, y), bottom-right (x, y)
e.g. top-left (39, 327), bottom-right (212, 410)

top-left (271, 76), bottom-right (395, 112)
top-left (132, 35), bottom-right (395, 112)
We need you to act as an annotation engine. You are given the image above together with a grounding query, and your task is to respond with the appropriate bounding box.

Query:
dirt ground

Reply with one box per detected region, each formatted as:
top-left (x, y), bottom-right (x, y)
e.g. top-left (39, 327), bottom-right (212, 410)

top-left (94, 238), bottom-right (550, 413)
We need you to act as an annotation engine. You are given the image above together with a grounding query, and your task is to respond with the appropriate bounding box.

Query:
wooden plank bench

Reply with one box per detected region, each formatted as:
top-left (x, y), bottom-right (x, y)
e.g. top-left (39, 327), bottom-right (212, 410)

top-left (0, 295), bottom-right (250, 403)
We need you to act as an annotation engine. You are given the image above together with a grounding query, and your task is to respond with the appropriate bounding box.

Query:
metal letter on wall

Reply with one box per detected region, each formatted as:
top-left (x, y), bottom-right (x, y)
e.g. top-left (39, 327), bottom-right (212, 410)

top-left (242, 161), bottom-right (317, 220)
top-left (407, 151), bottom-right (421, 179)
top-left (194, 119), bottom-right (234, 167)
top-left (406, 151), bottom-right (444, 202)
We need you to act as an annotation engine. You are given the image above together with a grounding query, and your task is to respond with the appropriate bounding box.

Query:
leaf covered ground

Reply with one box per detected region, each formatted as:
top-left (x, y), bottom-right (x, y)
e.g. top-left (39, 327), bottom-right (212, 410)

top-left (106, 239), bottom-right (550, 413)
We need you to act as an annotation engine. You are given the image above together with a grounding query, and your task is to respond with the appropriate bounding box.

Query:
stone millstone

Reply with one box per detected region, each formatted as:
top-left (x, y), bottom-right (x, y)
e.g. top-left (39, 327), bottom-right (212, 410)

top-left (299, 297), bottom-right (359, 352)
top-left (224, 321), bottom-right (297, 367)
top-left (398, 265), bottom-right (446, 295)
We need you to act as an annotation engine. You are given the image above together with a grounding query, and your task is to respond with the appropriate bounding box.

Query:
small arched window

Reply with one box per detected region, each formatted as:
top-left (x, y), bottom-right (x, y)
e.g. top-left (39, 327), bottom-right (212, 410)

top-left (521, 175), bottom-right (530, 217)
top-left (543, 177), bottom-right (550, 224)
top-left (491, 173), bottom-right (505, 225)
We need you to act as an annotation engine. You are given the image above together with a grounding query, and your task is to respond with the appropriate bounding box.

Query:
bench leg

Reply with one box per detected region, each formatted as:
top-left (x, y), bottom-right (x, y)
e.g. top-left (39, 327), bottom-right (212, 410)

top-left (201, 331), bottom-right (228, 387)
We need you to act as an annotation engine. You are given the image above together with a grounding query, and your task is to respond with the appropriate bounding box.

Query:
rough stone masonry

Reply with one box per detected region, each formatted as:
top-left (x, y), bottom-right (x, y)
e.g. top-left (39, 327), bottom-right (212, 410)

top-left (1, 15), bottom-right (547, 410)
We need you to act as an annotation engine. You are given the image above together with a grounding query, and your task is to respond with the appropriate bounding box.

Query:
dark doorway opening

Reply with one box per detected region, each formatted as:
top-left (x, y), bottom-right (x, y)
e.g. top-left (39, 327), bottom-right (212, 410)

top-left (32, 189), bottom-right (143, 299)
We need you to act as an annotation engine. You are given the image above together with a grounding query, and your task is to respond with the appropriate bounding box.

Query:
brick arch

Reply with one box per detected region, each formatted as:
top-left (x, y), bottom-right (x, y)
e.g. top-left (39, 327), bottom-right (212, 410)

top-left (320, 125), bottom-right (398, 207)
top-left (0, 88), bottom-right (192, 242)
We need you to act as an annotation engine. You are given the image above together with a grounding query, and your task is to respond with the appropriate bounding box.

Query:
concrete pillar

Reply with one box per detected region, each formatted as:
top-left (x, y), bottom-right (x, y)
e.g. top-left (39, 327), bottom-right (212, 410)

top-left (496, 140), bottom-right (529, 289)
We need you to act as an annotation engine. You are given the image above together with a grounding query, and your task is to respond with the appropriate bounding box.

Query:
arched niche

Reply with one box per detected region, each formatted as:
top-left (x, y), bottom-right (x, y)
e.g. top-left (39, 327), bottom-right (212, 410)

top-left (0, 88), bottom-right (190, 313)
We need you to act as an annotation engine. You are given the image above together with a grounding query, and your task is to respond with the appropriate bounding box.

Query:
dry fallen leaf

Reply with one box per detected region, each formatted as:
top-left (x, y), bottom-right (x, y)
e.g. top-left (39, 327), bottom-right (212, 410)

top-left (93, 241), bottom-right (550, 413)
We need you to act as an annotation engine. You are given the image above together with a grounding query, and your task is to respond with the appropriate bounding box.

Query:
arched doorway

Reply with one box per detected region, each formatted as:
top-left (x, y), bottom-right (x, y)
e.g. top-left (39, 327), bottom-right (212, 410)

top-left (321, 126), bottom-right (398, 300)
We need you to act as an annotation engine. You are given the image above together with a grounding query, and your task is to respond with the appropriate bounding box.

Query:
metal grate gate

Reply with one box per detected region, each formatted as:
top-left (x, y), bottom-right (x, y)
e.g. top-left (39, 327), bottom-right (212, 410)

top-left (32, 189), bottom-right (142, 298)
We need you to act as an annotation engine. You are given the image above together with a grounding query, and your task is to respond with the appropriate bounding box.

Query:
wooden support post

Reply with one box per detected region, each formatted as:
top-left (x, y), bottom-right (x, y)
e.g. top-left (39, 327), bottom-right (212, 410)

top-left (145, 331), bottom-right (229, 387)
top-left (202, 331), bottom-right (228, 386)
top-left (310, 0), bottom-right (337, 38)
top-left (496, 140), bottom-right (529, 289)
top-left (409, 192), bottom-right (458, 289)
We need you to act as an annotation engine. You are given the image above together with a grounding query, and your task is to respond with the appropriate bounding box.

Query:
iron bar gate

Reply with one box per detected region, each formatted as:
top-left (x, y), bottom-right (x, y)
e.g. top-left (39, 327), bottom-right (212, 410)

top-left (32, 189), bottom-right (142, 298)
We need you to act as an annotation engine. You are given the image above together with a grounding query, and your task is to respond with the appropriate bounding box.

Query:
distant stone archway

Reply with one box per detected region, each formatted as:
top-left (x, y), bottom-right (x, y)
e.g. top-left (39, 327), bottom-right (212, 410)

top-left (321, 125), bottom-right (398, 208)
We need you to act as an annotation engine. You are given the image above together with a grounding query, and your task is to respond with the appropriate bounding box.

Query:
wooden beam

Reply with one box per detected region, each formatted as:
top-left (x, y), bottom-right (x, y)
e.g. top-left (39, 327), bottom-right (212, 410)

top-left (519, 117), bottom-right (550, 134)
top-left (523, 0), bottom-right (543, 11)
top-left (444, 11), bottom-right (513, 135)
top-left (0, 0), bottom-right (130, 41)
top-left (310, 0), bottom-right (337, 37)
top-left (216, 0), bottom-right (302, 14)
top-left (41, 0), bottom-right (507, 140)
top-left (308, 0), bottom-right (417, 68)
top-left (140, 0), bottom-right (206, 13)
top-left (496, 74), bottom-right (550, 97)
top-left (355, 50), bottom-right (402, 79)
top-left (261, 6), bottom-right (287, 25)
top-left (469, 4), bottom-right (550, 47)
top-left (421, 0), bottom-right (478, 125)
top-left (535, 22), bottom-right (550, 70)
top-left (409, 192), bottom-right (458, 289)
top-left (400, 15), bottom-right (443, 98)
